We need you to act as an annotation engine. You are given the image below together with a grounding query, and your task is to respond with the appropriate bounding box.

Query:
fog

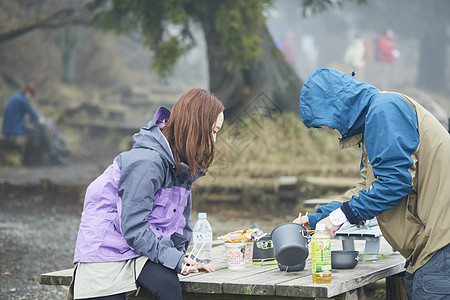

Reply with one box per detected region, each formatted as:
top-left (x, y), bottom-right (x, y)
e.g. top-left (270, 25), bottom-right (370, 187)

top-left (173, 0), bottom-right (450, 124)
top-left (265, 0), bottom-right (449, 126)
top-left (0, 0), bottom-right (448, 164)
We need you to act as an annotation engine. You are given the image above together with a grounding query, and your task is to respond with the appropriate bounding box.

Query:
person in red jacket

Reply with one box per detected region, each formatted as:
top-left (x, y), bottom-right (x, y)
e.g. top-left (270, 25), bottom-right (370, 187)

top-left (375, 29), bottom-right (399, 64)
top-left (374, 29), bottom-right (400, 89)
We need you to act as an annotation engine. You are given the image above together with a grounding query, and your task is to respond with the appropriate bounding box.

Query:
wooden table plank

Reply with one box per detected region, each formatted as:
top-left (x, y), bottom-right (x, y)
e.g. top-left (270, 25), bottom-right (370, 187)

top-left (184, 237), bottom-right (405, 298)
top-left (275, 241), bottom-right (405, 298)
top-left (180, 262), bottom-right (279, 294)
top-left (38, 268), bottom-right (73, 286)
top-left (39, 238), bottom-right (406, 299)
top-left (223, 265), bottom-right (310, 296)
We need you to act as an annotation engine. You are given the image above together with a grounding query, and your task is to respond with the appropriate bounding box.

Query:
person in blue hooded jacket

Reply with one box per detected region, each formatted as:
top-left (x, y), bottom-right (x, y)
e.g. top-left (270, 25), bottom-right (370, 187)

top-left (295, 67), bottom-right (450, 299)
top-left (1, 83), bottom-right (69, 165)
top-left (70, 89), bottom-right (224, 300)
top-left (2, 83), bottom-right (43, 137)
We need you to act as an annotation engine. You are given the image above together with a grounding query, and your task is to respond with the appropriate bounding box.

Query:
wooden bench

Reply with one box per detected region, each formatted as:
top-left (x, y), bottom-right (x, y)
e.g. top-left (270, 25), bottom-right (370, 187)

top-left (39, 238), bottom-right (407, 299)
top-left (302, 197), bottom-right (335, 210)
top-left (0, 137), bottom-right (26, 166)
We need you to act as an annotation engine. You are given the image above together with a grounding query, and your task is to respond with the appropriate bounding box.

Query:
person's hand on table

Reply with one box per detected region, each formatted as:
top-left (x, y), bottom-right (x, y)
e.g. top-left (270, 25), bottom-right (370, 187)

top-left (181, 257), bottom-right (215, 275)
top-left (181, 257), bottom-right (198, 275)
top-left (197, 264), bottom-right (215, 273)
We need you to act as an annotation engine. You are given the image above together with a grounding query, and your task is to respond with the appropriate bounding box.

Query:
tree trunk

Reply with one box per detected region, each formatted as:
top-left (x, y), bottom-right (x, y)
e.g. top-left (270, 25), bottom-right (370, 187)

top-left (417, 26), bottom-right (447, 92)
top-left (60, 27), bottom-right (79, 83)
top-left (203, 23), bottom-right (302, 120)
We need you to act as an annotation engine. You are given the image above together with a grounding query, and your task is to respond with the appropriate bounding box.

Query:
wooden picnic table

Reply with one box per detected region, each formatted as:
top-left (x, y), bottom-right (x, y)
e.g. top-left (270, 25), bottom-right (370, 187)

top-left (178, 237), bottom-right (405, 299)
top-left (39, 237), bottom-right (406, 299)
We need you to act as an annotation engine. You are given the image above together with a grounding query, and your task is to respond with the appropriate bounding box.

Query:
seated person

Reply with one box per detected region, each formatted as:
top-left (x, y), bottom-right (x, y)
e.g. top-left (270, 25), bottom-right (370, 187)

top-left (2, 82), bottom-right (43, 137)
top-left (2, 83), bottom-right (69, 165)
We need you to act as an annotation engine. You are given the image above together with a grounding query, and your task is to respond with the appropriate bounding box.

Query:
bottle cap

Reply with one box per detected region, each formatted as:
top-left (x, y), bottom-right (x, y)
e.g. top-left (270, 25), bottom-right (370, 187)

top-left (316, 223), bottom-right (325, 231)
top-left (198, 212), bottom-right (207, 219)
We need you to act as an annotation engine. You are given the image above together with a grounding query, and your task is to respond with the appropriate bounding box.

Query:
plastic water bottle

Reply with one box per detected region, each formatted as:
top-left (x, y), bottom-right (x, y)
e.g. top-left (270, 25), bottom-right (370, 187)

top-left (192, 212), bottom-right (212, 264)
top-left (311, 223), bottom-right (332, 283)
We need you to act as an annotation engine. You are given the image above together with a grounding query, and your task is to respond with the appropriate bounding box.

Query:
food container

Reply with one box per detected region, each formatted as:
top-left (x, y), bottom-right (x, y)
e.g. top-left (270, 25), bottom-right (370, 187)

top-left (277, 261), bottom-right (306, 272)
top-left (271, 223), bottom-right (308, 267)
top-left (245, 242), bottom-right (254, 264)
top-left (331, 250), bottom-right (359, 269)
top-left (331, 250), bottom-right (386, 269)
top-left (252, 234), bottom-right (274, 261)
top-left (224, 242), bottom-right (246, 269)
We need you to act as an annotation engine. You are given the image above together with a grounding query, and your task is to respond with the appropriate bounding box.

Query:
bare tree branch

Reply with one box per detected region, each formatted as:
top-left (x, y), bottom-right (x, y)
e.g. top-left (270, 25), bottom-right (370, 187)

top-left (0, 8), bottom-right (88, 44)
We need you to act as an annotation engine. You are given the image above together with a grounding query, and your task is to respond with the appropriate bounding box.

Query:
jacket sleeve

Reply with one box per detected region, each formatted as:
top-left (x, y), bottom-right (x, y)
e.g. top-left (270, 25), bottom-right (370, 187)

top-left (307, 201), bottom-right (344, 229)
top-left (117, 151), bottom-right (185, 272)
top-left (341, 94), bottom-right (419, 223)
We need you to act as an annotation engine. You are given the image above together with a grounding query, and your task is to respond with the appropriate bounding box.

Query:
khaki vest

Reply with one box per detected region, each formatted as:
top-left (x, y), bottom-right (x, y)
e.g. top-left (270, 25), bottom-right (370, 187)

top-left (337, 93), bottom-right (450, 273)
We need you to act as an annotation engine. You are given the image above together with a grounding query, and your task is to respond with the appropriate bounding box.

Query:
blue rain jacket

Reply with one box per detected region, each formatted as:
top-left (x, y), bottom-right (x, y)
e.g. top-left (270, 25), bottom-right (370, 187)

top-left (2, 92), bottom-right (40, 136)
top-left (299, 67), bottom-right (419, 229)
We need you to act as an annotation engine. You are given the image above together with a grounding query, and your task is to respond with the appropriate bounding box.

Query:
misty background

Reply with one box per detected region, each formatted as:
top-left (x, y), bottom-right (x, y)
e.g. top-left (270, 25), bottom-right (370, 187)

top-left (0, 1), bottom-right (449, 299)
top-left (0, 1), bottom-right (449, 212)
top-left (1, 1), bottom-right (448, 167)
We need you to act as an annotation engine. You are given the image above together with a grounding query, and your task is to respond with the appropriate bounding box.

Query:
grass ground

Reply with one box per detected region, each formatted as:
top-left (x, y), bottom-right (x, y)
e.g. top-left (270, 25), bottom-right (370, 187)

top-left (209, 112), bottom-right (361, 179)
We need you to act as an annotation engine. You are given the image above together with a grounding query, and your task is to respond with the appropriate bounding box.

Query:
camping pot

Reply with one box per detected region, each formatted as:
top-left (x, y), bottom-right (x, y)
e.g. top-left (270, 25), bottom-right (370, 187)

top-left (331, 250), bottom-right (386, 269)
top-left (253, 234), bottom-right (275, 260)
top-left (271, 223), bottom-right (309, 267)
top-left (278, 261), bottom-right (306, 272)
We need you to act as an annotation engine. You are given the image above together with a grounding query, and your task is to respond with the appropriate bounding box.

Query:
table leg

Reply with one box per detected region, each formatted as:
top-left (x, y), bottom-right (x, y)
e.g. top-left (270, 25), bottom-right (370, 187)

top-left (333, 288), bottom-right (362, 300)
top-left (386, 272), bottom-right (407, 300)
top-left (342, 239), bottom-right (355, 251)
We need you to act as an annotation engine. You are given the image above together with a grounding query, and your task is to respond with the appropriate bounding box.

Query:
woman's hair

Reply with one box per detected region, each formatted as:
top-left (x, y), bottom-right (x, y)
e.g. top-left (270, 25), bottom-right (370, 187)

top-left (161, 88), bottom-right (224, 177)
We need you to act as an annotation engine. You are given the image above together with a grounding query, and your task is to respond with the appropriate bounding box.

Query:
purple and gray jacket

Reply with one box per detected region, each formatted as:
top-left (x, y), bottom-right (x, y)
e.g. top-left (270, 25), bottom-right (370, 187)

top-left (73, 107), bottom-right (201, 273)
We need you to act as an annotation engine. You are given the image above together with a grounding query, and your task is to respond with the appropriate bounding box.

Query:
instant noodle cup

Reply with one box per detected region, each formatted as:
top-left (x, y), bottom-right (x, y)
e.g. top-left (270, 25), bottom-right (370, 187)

top-left (218, 228), bottom-right (266, 243)
top-left (245, 242), bottom-right (254, 264)
top-left (224, 242), bottom-right (246, 269)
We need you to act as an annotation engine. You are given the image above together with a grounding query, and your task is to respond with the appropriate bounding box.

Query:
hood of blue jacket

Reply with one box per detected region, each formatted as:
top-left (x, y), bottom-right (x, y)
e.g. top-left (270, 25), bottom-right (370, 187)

top-left (299, 67), bottom-right (380, 140)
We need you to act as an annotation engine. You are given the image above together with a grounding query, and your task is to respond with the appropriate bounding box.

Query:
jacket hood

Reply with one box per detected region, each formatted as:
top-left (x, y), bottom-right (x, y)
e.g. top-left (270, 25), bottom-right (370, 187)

top-left (299, 67), bottom-right (380, 140)
top-left (132, 107), bottom-right (175, 166)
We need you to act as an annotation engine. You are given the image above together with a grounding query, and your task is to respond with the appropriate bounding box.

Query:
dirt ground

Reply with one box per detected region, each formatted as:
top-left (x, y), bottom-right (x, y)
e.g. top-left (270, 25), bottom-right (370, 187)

top-left (0, 158), bottom-right (293, 300)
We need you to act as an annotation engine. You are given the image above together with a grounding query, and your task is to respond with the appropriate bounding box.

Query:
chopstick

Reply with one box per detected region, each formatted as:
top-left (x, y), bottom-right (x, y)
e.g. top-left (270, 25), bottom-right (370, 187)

top-left (181, 242), bottom-right (198, 274)
top-left (297, 212), bottom-right (308, 219)
top-left (184, 242), bottom-right (206, 274)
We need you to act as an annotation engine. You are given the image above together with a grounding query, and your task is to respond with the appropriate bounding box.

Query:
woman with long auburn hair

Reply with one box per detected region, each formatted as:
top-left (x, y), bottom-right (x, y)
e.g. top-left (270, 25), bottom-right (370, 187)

top-left (69, 89), bottom-right (224, 300)
top-left (161, 88), bottom-right (224, 177)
